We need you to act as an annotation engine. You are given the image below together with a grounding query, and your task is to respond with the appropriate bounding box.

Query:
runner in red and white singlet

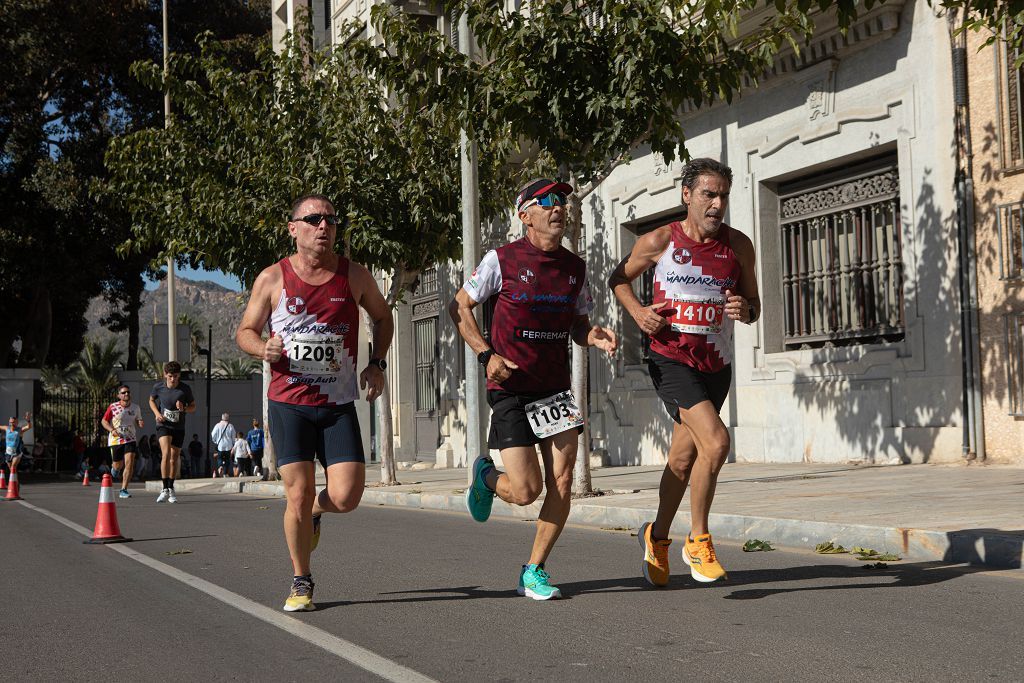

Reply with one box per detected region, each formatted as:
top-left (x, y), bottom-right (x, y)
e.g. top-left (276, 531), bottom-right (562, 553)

top-left (609, 158), bottom-right (760, 587)
top-left (450, 178), bottom-right (617, 601)
top-left (267, 256), bottom-right (360, 406)
top-left (648, 220), bottom-right (742, 373)
top-left (237, 194), bottom-right (393, 612)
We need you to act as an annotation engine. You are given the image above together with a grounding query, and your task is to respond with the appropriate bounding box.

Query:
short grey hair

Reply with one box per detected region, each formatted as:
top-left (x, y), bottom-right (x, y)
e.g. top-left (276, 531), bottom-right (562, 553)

top-left (680, 158), bottom-right (733, 191)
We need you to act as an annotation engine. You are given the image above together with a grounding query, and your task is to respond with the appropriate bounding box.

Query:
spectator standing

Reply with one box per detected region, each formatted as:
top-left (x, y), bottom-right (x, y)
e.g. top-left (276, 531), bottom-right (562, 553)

top-left (210, 413), bottom-right (236, 478)
top-left (231, 433), bottom-right (252, 477)
top-left (187, 434), bottom-right (205, 478)
top-left (246, 420), bottom-right (265, 479)
top-left (72, 431), bottom-right (87, 475)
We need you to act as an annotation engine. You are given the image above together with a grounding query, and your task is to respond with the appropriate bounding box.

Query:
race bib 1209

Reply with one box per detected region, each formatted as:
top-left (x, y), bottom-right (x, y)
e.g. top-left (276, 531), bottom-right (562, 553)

top-left (524, 390), bottom-right (584, 440)
top-left (669, 295), bottom-right (725, 335)
top-left (288, 333), bottom-right (345, 375)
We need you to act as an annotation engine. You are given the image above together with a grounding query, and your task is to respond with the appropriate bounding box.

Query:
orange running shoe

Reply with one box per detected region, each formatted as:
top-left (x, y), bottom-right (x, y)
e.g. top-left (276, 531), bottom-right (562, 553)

top-left (682, 533), bottom-right (727, 583)
top-left (638, 522), bottom-right (672, 587)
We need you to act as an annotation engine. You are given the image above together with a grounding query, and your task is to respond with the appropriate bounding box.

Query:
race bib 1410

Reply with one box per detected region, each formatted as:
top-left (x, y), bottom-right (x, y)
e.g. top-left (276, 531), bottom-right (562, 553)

top-left (524, 390), bottom-right (584, 440)
top-left (669, 295), bottom-right (725, 335)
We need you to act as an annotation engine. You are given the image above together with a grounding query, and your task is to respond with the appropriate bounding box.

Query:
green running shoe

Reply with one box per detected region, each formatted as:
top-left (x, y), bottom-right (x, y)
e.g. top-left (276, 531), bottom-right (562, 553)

top-left (517, 564), bottom-right (562, 600)
top-left (465, 454), bottom-right (496, 523)
top-left (310, 514), bottom-right (322, 552)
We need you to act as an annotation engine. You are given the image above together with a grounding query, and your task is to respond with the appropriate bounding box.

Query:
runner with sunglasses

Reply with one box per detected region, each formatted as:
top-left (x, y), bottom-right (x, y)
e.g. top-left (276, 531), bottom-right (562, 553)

top-left (608, 158), bottom-right (760, 586)
top-left (102, 384), bottom-right (145, 498)
top-left (450, 178), bottom-right (617, 600)
top-left (236, 193), bottom-right (393, 612)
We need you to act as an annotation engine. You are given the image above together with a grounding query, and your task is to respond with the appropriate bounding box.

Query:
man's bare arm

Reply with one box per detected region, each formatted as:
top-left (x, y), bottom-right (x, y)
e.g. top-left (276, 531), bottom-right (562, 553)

top-left (608, 227), bottom-right (674, 335)
top-left (236, 265), bottom-right (282, 361)
top-left (448, 289), bottom-right (490, 356)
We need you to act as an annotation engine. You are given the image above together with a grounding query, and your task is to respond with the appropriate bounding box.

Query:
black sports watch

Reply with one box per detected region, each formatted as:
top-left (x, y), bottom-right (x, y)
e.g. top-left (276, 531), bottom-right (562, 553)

top-left (477, 349), bottom-right (495, 366)
top-left (368, 358), bottom-right (387, 371)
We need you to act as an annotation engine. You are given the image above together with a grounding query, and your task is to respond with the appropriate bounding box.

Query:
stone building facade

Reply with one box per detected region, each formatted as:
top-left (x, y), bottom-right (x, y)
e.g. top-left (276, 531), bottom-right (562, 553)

top-left (275, 0), bottom-right (968, 467)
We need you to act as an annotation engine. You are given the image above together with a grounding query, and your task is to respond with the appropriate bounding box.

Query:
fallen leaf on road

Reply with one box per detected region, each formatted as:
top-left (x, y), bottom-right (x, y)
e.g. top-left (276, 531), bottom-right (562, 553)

top-left (743, 539), bottom-right (775, 552)
top-left (601, 526), bottom-right (632, 532)
top-left (815, 541), bottom-right (849, 554)
top-left (256, 506), bottom-right (269, 510)
top-left (862, 562), bottom-right (889, 570)
top-left (856, 552), bottom-right (901, 561)
top-left (165, 549), bottom-right (192, 556)
top-left (452, 489), bottom-right (465, 494)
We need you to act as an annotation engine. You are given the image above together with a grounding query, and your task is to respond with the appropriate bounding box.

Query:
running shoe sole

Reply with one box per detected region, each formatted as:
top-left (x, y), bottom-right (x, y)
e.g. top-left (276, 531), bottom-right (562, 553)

top-left (638, 522), bottom-right (667, 587)
top-left (283, 601), bottom-right (316, 612)
top-left (682, 546), bottom-right (722, 583)
top-left (516, 585), bottom-right (563, 600)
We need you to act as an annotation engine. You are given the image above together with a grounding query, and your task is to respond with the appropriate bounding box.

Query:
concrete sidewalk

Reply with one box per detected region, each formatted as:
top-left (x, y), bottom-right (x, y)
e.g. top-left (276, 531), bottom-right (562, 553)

top-left (149, 461), bottom-right (1024, 571)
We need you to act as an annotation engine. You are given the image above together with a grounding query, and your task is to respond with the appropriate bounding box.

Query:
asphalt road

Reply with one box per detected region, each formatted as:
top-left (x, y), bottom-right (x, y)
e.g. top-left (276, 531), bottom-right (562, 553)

top-left (5, 481), bottom-right (1022, 682)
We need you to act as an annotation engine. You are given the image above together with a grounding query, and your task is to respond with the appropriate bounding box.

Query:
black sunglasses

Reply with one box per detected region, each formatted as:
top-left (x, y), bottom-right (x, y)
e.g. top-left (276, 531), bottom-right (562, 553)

top-left (291, 213), bottom-right (340, 226)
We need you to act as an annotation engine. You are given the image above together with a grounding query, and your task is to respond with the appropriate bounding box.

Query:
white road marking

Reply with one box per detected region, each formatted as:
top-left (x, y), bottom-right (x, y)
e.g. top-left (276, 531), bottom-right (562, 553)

top-left (19, 500), bottom-right (438, 683)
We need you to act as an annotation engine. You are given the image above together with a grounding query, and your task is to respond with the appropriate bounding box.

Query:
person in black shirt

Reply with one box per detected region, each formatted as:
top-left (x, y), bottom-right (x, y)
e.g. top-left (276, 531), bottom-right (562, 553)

top-left (147, 361), bottom-right (195, 503)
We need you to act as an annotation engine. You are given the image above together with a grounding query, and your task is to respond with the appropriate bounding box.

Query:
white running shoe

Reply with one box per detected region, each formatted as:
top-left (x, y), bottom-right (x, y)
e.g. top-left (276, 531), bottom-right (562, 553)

top-left (156, 488), bottom-right (169, 503)
top-left (167, 490), bottom-right (178, 503)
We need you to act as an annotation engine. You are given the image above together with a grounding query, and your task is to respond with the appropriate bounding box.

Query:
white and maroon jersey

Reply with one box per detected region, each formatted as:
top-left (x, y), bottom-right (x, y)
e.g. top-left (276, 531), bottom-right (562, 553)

top-left (104, 402), bottom-right (142, 446)
top-left (268, 257), bottom-right (360, 406)
top-left (465, 238), bottom-right (594, 394)
top-left (649, 222), bottom-right (742, 373)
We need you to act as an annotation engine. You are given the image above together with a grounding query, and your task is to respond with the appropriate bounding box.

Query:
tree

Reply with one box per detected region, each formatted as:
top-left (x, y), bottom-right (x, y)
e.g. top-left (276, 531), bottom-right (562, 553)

top-left (215, 357), bottom-right (259, 378)
top-left (73, 339), bottom-right (124, 444)
top-left (0, 0), bottom-right (270, 368)
top-left (103, 21), bottom-right (519, 483)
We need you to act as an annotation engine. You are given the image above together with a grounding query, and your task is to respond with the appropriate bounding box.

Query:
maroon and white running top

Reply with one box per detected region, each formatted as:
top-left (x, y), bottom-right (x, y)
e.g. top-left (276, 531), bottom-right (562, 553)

top-left (465, 237), bottom-right (594, 394)
top-left (268, 257), bottom-right (360, 406)
top-left (649, 222), bottom-right (742, 373)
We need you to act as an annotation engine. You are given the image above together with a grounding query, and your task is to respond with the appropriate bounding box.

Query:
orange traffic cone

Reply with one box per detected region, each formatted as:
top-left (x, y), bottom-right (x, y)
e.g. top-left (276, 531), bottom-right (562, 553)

top-left (84, 474), bottom-right (131, 544)
top-left (3, 472), bottom-right (22, 501)
top-left (0, 469), bottom-right (6, 490)
top-left (82, 470), bottom-right (90, 486)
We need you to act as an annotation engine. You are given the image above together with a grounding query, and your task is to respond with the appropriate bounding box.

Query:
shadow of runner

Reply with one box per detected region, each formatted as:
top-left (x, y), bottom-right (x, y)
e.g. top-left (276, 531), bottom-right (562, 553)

top-left (332, 585), bottom-right (521, 607)
top-left (944, 528), bottom-right (1023, 569)
top-left (721, 561), bottom-right (1005, 600)
top-left (126, 534), bottom-right (219, 543)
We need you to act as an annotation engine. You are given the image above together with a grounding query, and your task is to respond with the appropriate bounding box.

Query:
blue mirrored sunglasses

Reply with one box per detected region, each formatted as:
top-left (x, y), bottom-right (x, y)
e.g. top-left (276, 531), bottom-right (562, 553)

top-left (533, 192), bottom-right (567, 208)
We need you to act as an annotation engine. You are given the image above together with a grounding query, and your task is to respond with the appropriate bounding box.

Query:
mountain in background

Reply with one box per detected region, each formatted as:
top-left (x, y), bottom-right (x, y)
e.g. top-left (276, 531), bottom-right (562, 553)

top-left (86, 277), bottom-right (250, 366)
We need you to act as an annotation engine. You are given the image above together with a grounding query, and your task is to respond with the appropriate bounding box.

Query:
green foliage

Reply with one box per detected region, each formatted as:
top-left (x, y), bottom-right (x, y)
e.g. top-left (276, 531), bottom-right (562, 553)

top-left (743, 539), bottom-right (776, 552)
top-left (73, 339), bottom-right (124, 401)
top-left (936, 0), bottom-right (1024, 59)
top-left (215, 357), bottom-right (259, 378)
top-left (104, 18), bottom-right (516, 292)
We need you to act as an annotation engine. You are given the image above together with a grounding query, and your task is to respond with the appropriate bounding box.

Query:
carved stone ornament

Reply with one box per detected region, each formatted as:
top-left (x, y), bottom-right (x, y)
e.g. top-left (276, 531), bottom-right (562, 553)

top-left (781, 170), bottom-right (898, 219)
top-left (412, 299), bottom-right (441, 318)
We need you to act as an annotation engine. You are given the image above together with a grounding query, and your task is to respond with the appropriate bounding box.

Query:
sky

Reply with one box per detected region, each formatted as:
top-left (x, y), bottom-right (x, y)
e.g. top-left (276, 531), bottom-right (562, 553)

top-left (145, 266), bottom-right (244, 292)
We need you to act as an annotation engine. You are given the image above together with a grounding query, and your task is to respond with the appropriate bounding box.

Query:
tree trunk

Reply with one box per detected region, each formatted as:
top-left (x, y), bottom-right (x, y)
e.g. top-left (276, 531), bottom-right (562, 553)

top-left (263, 360), bottom-right (278, 480)
top-left (369, 267), bottom-right (418, 486)
top-left (566, 182), bottom-right (594, 496)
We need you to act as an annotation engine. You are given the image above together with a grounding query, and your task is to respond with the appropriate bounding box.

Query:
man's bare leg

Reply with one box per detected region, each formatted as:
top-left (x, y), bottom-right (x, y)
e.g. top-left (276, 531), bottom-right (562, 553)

top-left (679, 401), bottom-right (730, 537)
top-left (651, 417), bottom-right (698, 540)
top-left (528, 429), bottom-right (577, 566)
top-left (280, 461), bottom-right (316, 576)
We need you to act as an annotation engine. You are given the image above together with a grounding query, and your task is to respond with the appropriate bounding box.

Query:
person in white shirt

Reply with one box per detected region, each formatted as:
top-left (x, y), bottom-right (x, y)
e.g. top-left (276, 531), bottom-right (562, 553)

top-left (210, 413), bottom-right (236, 478)
top-left (231, 433), bottom-right (252, 477)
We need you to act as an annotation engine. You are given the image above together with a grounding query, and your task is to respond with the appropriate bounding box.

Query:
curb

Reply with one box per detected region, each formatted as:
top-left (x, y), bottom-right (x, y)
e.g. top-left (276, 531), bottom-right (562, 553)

top-left (236, 482), bottom-right (1022, 572)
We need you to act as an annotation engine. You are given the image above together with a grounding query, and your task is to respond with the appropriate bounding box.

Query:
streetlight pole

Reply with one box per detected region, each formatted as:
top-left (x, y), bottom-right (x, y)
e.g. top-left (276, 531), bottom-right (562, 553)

top-left (163, 0), bottom-right (177, 362)
top-left (459, 11), bottom-right (482, 477)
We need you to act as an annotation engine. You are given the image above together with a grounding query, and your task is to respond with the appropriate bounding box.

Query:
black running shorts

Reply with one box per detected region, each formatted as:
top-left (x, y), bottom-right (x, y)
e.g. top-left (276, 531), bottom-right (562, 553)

top-left (268, 400), bottom-right (365, 468)
top-left (155, 426), bottom-right (185, 448)
top-left (110, 442), bottom-right (138, 462)
top-left (486, 389), bottom-right (583, 450)
top-left (646, 350), bottom-right (732, 422)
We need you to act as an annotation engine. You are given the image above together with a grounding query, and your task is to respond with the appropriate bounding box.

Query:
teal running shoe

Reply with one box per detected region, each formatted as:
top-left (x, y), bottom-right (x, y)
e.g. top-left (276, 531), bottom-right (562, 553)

top-left (465, 454), bottom-right (496, 523)
top-left (517, 564), bottom-right (562, 600)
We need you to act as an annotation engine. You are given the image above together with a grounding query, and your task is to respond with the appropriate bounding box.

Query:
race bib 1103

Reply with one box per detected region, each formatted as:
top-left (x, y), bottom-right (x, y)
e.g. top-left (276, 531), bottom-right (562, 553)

top-left (524, 390), bottom-right (584, 440)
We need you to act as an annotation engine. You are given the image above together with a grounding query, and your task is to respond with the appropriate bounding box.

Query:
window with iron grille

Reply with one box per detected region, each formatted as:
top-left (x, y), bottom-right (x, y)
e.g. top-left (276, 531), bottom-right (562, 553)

top-left (417, 266), bottom-right (438, 296)
top-left (414, 318), bottom-right (438, 413)
top-left (998, 39), bottom-right (1024, 170)
top-left (1004, 313), bottom-right (1024, 416)
top-left (779, 162), bottom-right (905, 349)
top-left (996, 200), bottom-right (1024, 280)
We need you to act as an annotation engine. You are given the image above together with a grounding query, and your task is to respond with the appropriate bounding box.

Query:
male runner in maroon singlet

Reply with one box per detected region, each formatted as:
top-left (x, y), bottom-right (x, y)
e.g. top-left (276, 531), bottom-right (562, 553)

top-left (450, 178), bottom-right (617, 600)
top-left (609, 158), bottom-right (760, 586)
top-left (236, 194), bottom-right (393, 612)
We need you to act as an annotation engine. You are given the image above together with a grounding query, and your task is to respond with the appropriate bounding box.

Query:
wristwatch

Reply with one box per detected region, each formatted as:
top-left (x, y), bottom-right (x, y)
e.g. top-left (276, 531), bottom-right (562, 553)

top-left (477, 349), bottom-right (495, 366)
top-left (368, 358), bottom-right (387, 371)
